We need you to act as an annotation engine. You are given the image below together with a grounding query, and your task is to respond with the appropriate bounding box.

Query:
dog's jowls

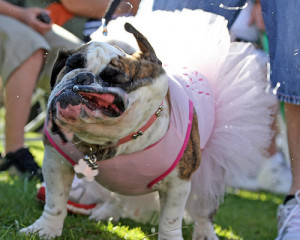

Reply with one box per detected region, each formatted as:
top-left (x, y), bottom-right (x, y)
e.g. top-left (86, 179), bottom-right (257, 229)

top-left (20, 17), bottom-right (275, 240)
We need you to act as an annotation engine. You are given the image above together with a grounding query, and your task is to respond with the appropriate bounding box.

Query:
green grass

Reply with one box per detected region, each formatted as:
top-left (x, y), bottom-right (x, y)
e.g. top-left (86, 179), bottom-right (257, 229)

top-left (0, 135), bottom-right (282, 240)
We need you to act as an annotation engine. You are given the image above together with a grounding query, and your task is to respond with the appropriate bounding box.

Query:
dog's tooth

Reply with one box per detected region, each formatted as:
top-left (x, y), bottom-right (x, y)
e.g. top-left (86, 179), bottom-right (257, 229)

top-left (73, 85), bottom-right (79, 92)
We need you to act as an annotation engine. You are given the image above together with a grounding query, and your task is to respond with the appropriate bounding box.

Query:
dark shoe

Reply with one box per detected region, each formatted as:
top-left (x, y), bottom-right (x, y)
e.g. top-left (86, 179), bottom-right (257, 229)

top-left (0, 153), bottom-right (12, 171)
top-left (1, 148), bottom-right (43, 181)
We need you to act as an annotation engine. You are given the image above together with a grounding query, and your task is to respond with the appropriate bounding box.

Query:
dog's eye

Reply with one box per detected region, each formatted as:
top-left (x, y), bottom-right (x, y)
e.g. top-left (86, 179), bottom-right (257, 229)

top-left (99, 66), bottom-right (130, 85)
top-left (65, 53), bottom-right (86, 73)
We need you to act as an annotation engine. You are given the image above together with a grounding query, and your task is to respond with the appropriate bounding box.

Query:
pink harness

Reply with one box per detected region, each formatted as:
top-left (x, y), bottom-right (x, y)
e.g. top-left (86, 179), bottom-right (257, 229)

top-left (45, 67), bottom-right (215, 196)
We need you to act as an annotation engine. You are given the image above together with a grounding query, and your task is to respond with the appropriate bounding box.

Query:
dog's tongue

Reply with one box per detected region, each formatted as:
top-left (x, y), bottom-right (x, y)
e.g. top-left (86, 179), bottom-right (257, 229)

top-left (73, 85), bottom-right (128, 117)
top-left (79, 92), bottom-right (115, 107)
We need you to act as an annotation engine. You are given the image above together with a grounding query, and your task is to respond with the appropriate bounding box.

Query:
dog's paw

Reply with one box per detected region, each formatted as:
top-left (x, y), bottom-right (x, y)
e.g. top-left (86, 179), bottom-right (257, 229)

top-left (89, 201), bottom-right (121, 221)
top-left (20, 217), bottom-right (63, 239)
top-left (20, 211), bottom-right (65, 239)
top-left (192, 220), bottom-right (219, 240)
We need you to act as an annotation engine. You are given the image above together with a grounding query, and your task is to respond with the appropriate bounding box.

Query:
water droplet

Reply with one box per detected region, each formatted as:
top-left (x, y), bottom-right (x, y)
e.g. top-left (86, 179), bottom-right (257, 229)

top-left (219, 2), bottom-right (248, 10)
top-left (273, 82), bottom-right (281, 95)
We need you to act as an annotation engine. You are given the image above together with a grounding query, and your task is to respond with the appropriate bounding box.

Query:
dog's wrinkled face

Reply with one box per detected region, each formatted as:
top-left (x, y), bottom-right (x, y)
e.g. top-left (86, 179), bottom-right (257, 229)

top-left (47, 23), bottom-right (168, 145)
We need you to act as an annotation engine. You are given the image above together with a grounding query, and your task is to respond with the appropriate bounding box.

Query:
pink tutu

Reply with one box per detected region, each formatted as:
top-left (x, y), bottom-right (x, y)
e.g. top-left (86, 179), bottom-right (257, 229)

top-left (90, 9), bottom-right (276, 223)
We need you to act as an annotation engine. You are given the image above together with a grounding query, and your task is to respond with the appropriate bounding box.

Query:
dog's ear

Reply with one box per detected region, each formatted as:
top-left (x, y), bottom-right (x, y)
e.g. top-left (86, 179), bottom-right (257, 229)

top-left (50, 50), bottom-right (72, 90)
top-left (124, 23), bottom-right (162, 65)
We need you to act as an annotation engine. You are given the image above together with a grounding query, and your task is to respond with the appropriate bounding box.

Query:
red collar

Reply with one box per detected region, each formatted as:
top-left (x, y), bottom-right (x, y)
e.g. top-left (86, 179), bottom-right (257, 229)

top-left (117, 102), bottom-right (164, 145)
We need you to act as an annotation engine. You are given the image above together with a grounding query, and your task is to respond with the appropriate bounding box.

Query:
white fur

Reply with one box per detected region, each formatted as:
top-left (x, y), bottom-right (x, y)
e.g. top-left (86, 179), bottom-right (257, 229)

top-left (85, 42), bottom-right (125, 75)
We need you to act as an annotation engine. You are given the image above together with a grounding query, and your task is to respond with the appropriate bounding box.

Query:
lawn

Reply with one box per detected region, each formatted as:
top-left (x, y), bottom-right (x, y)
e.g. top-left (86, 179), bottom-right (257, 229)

top-left (0, 133), bottom-right (282, 240)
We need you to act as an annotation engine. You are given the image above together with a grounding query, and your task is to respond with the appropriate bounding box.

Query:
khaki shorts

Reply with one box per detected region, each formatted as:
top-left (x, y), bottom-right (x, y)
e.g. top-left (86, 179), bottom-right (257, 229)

top-left (0, 15), bottom-right (83, 92)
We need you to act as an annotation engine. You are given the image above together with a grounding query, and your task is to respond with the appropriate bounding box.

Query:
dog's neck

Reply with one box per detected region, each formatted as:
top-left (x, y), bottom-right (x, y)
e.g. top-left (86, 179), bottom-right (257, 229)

top-left (117, 101), bottom-right (164, 145)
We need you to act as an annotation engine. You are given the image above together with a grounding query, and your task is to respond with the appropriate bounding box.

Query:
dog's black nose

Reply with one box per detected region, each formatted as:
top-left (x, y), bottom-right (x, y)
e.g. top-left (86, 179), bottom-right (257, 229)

top-left (74, 72), bottom-right (95, 85)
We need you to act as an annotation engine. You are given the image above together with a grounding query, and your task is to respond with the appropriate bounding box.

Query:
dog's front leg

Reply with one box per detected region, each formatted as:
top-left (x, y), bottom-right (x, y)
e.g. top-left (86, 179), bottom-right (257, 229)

top-left (20, 146), bottom-right (74, 239)
top-left (156, 172), bottom-right (191, 240)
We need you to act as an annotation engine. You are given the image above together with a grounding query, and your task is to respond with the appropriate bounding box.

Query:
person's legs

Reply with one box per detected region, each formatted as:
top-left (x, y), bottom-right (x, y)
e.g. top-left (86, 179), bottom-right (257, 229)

top-left (0, 15), bottom-right (50, 179)
top-left (275, 103), bottom-right (300, 240)
top-left (0, 49), bottom-right (45, 180)
top-left (5, 49), bottom-right (45, 154)
top-left (261, 0), bottom-right (300, 238)
top-left (284, 103), bottom-right (300, 194)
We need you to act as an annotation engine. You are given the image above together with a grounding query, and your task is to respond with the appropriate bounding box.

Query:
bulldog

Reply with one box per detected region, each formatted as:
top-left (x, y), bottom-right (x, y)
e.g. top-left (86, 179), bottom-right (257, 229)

top-left (21, 22), bottom-right (274, 240)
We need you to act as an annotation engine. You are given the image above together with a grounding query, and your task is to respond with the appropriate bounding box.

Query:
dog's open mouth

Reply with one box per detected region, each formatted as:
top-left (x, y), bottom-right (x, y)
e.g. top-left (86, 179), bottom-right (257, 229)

top-left (73, 84), bottom-right (128, 117)
top-left (73, 85), bottom-right (128, 117)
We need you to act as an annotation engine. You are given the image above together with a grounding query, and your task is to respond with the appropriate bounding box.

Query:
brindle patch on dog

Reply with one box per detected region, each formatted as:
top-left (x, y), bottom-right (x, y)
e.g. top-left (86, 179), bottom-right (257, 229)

top-left (100, 54), bottom-right (165, 92)
top-left (177, 110), bottom-right (201, 180)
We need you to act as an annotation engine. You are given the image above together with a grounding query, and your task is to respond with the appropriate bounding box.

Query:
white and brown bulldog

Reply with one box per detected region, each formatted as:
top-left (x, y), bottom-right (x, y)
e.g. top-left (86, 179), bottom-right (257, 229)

top-left (21, 22), bottom-right (274, 240)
